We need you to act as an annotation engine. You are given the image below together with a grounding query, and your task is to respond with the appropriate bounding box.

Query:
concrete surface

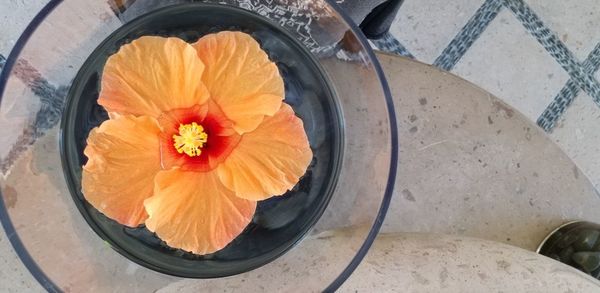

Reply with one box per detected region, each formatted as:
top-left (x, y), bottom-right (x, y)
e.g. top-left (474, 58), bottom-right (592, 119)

top-left (378, 53), bottom-right (600, 251)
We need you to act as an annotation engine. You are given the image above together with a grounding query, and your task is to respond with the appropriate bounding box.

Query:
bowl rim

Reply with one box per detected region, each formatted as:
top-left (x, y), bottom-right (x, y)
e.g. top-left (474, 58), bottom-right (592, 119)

top-left (321, 1), bottom-right (397, 291)
top-left (535, 220), bottom-right (587, 254)
top-left (0, 0), bottom-right (398, 292)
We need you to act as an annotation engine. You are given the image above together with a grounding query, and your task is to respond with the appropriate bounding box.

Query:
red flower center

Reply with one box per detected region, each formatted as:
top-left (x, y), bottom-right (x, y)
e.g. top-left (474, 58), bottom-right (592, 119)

top-left (158, 102), bottom-right (240, 172)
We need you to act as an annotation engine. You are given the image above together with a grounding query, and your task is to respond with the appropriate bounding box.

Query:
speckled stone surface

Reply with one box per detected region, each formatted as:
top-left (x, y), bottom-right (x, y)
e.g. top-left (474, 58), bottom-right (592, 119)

top-left (551, 93), bottom-right (600, 192)
top-left (146, 232), bottom-right (600, 292)
top-left (343, 233), bottom-right (600, 292)
top-left (378, 53), bottom-right (600, 251)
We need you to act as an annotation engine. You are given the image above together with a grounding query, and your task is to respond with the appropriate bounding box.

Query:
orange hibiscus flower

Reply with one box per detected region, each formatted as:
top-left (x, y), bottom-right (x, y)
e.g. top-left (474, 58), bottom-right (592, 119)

top-left (81, 31), bottom-right (313, 255)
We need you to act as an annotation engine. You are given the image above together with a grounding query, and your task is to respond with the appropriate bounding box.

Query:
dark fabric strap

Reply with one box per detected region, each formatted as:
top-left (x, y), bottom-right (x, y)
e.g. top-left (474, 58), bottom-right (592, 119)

top-left (337, 0), bottom-right (403, 38)
top-left (337, 0), bottom-right (388, 25)
top-left (358, 0), bottom-right (404, 39)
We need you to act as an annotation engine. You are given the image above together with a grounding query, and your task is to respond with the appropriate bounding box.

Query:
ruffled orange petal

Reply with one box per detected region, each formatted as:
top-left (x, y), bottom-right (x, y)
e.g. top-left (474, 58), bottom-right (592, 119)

top-left (82, 115), bottom-right (162, 227)
top-left (217, 104), bottom-right (312, 201)
top-left (193, 31), bottom-right (284, 134)
top-left (99, 36), bottom-right (209, 118)
top-left (145, 169), bottom-right (256, 255)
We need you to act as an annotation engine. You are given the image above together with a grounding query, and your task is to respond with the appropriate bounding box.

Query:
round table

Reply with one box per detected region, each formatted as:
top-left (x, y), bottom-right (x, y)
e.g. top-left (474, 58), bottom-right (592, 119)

top-left (2, 51), bottom-right (599, 291)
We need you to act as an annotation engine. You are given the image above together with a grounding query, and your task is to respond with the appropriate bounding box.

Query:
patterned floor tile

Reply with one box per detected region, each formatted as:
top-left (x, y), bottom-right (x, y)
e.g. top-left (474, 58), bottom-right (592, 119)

top-left (452, 9), bottom-right (569, 121)
top-left (389, 0), bottom-right (485, 64)
top-left (526, 0), bottom-right (600, 61)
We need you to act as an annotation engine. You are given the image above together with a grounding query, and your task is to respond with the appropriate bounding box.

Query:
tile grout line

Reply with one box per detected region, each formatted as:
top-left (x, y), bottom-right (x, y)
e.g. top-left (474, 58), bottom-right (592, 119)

top-left (537, 42), bottom-right (600, 131)
top-left (433, 0), bottom-right (504, 71)
top-left (371, 32), bottom-right (414, 59)
top-left (503, 0), bottom-right (600, 118)
top-left (426, 0), bottom-right (600, 132)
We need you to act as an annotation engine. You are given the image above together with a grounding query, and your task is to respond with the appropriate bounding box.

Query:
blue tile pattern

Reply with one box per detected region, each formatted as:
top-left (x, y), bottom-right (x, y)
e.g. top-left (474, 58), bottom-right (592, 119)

top-left (538, 42), bottom-right (600, 131)
top-left (379, 0), bottom-right (600, 132)
top-left (504, 0), bottom-right (600, 122)
top-left (433, 0), bottom-right (503, 71)
top-left (371, 32), bottom-right (414, 58)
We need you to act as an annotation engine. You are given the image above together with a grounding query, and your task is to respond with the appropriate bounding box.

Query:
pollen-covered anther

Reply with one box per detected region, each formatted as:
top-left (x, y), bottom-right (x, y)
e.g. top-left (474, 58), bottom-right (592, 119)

top-left (173, 122), bottom-right (208, 157)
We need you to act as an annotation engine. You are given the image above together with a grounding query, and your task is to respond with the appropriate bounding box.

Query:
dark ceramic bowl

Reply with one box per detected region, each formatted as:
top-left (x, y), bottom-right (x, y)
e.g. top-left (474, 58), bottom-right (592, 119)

top-left (60, 3), bottom-right (343, 278)
top-left (538, 220), bottom-right (600, 279)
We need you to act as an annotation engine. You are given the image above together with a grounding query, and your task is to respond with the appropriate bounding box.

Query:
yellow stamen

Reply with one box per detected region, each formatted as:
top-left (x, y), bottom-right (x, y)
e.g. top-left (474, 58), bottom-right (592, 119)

top-left (173, 122), bottom-right (208, 157)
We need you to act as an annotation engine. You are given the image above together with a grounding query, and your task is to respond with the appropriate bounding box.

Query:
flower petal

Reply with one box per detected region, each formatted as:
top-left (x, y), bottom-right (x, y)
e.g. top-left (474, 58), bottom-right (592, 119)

top-left (145, 170), bottom-right (256, 255)
top-left (217, 104), bottom-right (312, 201)
top-left (193, 31), bottom-right (284, 134)
top-left (82, 115), bottom-right (162, 227)
top-left (99, 36), bottom-right (209, 118)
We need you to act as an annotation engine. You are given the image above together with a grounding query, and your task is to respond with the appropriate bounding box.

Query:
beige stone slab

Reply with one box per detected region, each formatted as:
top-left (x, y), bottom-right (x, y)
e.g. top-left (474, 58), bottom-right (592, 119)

top-left (551, 93), bottom-right (600, 191)
top-left (157, 231), bottom-right (600, 292)
top-left (378, 53), bottom-right (600, 251)
top-left (342, 233), bottom-right (600, 292)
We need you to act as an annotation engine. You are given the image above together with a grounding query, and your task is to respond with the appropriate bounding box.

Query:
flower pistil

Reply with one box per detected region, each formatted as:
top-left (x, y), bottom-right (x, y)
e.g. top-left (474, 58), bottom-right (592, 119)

top-left (173, 122), bottom-right (208, 157)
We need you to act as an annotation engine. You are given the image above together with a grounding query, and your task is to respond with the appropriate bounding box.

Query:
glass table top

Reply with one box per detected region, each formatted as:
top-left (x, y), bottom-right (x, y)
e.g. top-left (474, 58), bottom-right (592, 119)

top-left (0, 0), bottom-right (397, 291)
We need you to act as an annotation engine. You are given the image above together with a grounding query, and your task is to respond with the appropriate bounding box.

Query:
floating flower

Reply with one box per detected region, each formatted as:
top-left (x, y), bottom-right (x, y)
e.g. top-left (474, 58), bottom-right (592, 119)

top-left (82, 31), bottom-right (312, 255)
